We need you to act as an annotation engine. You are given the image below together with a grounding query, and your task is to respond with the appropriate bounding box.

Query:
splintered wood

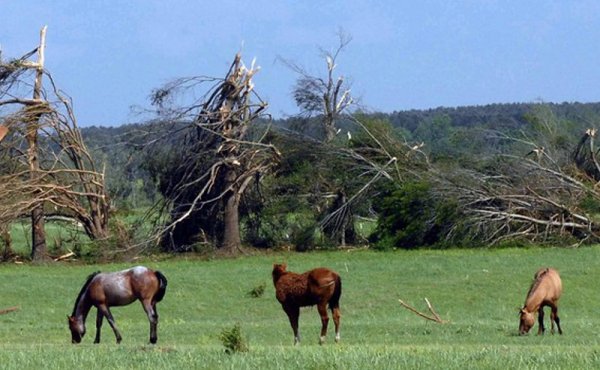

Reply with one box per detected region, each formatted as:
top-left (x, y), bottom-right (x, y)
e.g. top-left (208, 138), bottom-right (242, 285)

top-left (0, 125), bottom-right (7, 141)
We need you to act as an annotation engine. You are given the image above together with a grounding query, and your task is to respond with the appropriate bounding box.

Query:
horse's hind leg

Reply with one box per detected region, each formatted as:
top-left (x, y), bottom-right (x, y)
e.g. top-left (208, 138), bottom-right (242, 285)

top-left (283, 305), bottom-right (300, 345)
top-left (141, 299), bottom-right (159, 344)
top-left (331, 306), bottom-right (341, 343)
top-left (317, 302), bottom-right (329, 345)
top-left (537, 307), bottom-right (545, 335)
top-left (98, 304), bottom-right (123, 344)
top-left (94, 309), bottom-right (104, 344)
top-left (551, 304), bottom-right (563, 335)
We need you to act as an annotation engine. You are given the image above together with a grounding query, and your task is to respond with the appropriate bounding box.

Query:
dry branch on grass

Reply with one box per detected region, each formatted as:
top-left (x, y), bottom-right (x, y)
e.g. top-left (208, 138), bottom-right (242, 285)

top-left (398, 298), bottom-right (448, 324)
top-left (0, 306), bottom-right (19, 315)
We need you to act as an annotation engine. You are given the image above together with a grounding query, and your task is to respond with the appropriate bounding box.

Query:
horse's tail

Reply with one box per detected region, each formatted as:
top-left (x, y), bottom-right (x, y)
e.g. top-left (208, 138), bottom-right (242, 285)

top-left (329, 274), bottom-right (342, 310)
top-left (154, 270), bottom-right (168, 303)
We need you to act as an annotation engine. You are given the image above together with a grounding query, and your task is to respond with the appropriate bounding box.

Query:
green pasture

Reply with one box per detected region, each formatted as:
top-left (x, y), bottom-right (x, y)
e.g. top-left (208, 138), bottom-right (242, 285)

top-left (2, 247), bottom-right (600, 369)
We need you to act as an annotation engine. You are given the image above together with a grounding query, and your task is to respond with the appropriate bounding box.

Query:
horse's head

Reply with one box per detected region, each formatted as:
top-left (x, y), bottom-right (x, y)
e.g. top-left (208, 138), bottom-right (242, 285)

top-left (68, 315), bottom-right (85, 343)
top-left (518, 308), bottom-right (535, 335)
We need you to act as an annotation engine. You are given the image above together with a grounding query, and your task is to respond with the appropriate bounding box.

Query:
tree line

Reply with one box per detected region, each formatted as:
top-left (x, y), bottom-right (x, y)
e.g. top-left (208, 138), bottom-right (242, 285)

top-left (3, 27), bottom-right (600, 261)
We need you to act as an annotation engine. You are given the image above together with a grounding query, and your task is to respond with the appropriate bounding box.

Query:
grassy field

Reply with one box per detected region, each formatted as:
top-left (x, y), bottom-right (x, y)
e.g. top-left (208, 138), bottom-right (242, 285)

top-left (2, 246), bottom-right (600, 369)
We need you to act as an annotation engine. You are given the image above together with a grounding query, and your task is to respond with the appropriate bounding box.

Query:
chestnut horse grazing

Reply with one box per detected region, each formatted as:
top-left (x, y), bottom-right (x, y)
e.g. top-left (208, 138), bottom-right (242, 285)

top-left (272, 263), bottom-right (342, 345)
top-left (68, 266), bottom-right (167, 344)
top-left (519, 267), bottom-right (562, 335)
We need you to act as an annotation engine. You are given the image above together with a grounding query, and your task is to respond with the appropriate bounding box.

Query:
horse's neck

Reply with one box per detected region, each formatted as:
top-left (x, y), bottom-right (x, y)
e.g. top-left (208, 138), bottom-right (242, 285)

top-left (74, 291), bottom-right (93, 321)
top-left (524, 283), bottom-right (545, 312)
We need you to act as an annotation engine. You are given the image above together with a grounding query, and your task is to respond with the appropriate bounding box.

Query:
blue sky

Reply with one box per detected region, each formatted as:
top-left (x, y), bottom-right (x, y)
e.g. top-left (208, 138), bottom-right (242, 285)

top-left (2, 0), bottom-right (600, 126)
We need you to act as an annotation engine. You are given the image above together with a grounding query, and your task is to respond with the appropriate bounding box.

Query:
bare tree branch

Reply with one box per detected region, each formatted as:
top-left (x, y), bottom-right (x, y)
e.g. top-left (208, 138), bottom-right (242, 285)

top-left (398, 298), bottom-right (448, 324)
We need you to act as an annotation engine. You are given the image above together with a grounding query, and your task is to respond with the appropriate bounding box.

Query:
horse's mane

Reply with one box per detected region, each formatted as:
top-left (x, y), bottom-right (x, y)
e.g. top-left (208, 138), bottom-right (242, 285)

top-left (525, 268), bottom-right (549, 300)
top-left (71, 271), bottom-right (101, 316)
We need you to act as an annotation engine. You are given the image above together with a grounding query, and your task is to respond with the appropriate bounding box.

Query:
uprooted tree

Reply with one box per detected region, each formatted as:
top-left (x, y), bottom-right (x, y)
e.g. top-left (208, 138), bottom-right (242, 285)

top-left (146, 54), bottom-right (279, 253)
top-left (0, 26), bottom-right (110, 260)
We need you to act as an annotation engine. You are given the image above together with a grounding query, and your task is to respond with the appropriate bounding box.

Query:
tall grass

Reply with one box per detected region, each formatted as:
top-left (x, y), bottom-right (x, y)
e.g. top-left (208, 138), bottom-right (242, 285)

top-left (2, 247), bottom-right (600, 368)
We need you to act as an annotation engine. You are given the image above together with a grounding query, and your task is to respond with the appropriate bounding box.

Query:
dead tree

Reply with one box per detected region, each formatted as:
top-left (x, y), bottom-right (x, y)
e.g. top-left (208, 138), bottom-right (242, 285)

top-left (281, 30), bottom-right (354, 143)
top-left (0, 26), bottom-right (48, 260)
top-left (0, 26), bottom-right (110, 257)
top-left (148, 54), bottom-right (279, 253)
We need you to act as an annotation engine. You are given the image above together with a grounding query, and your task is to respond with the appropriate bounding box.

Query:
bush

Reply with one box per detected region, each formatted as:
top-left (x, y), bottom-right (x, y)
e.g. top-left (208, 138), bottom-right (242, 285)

top-left (219, 324), bottom-right (248, 354)
top-left (247, 283), bottom-right (265, 298)
top-left (369, 181), bottom-right (461, 250)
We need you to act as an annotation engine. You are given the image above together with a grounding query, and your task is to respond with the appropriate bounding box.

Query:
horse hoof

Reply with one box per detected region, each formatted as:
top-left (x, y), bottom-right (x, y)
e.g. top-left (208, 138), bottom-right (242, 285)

top-left (319, 336), bottom-right (326, 345)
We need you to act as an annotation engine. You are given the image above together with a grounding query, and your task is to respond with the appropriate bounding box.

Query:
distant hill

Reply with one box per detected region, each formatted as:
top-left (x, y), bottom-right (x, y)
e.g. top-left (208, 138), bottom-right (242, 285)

top-left (82, 101), bottom-right (600, 138)
top-left (378, 102), bottom-right (600, 132)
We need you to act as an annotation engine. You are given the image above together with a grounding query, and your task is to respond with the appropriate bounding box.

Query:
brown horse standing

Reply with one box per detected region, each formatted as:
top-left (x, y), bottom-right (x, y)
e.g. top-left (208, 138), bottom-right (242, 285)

top-left (519, 267), bottom-right (562, 335)
top-left (68, 266), bottom-right (167, 344)
top-left (272, 263), bottom-right (342, 345)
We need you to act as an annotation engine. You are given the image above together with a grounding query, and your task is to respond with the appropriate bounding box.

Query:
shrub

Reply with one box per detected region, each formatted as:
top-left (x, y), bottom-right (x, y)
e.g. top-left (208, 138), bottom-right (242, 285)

top-left (370, 181), bottom-right (461, 250)
top-left (219, 324), bottom-right (248, 354)
top-left (247, 283), bottom-right (265, 298)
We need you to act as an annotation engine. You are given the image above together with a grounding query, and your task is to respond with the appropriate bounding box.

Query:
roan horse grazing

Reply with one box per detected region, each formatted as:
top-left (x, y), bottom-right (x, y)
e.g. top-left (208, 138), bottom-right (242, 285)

top-left (519, 267), bottom-right (563, 335)
top-left (272, 263), bottom-right (342, 345)
top-left (68, 266), bottom-right (167, 344)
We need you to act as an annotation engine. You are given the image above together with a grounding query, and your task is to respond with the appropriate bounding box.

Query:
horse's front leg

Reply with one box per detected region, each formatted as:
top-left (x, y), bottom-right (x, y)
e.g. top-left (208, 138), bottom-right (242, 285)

top-left (537, 307), bottom-right (545, 335)
top-left (98, 304), bottom-right (122, 344)
top-left (283, 304), bottom-right (300, 345)
top-left (94, 309), bottom-right (104, 344)
top-left (141, 299), bottom-right (159, 344)
top-left (317, 302), bottom-right (329, 345)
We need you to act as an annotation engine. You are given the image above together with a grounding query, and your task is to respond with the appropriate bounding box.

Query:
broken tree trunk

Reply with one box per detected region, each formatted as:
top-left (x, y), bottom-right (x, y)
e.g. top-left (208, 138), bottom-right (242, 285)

top-left (28, 26), bottom-right (48, 262)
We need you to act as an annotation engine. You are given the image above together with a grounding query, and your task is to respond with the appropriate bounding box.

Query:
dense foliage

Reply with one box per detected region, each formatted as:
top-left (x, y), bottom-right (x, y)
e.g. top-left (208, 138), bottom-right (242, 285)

top-left (369, 181), bottom-right (462, 250)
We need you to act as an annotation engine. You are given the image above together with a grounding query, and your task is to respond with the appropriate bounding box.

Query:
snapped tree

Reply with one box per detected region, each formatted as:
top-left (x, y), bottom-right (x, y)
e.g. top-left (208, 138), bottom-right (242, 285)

top-left (147, 54), bottom-right (279, 253)
top-left (0, 26), bottom-right (110, 260)
top-left (281, 30), bottom-right (354, 143)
